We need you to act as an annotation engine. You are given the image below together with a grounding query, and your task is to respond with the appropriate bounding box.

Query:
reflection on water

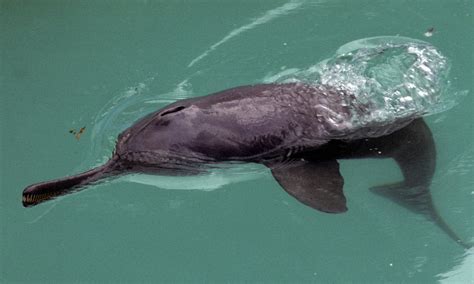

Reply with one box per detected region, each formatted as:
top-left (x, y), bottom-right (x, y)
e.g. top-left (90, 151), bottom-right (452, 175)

top-left (125, 163), bottom-right (266, 191)
top-left (439, 247), bottom-right (474, 282)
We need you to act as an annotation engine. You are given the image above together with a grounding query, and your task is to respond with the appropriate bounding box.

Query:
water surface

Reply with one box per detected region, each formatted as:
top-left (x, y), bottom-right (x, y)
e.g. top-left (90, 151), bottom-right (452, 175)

top-left (1, 0), bottom-right (473, 282)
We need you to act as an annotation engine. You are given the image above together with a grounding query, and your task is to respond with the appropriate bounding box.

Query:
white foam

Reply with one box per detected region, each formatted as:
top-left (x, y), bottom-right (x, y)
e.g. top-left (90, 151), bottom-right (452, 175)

top-left (265, 36), bottom-right (466, 136)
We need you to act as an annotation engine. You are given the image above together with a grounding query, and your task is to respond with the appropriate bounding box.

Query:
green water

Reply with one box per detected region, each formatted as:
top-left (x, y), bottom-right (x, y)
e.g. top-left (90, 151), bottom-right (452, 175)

top-left (1, 0), bottom-right (473, 282)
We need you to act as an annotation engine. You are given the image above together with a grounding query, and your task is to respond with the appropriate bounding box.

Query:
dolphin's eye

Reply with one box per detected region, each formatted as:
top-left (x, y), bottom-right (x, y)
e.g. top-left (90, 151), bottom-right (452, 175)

top-left (160, 106), bottom-right (186, 116)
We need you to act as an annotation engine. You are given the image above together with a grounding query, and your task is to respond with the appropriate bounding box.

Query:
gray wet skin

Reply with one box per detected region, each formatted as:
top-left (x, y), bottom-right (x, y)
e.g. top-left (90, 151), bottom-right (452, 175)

top-left (114, 83), bottom-right (359, 167)
top-left (22, 83), bottom-right (471, 249)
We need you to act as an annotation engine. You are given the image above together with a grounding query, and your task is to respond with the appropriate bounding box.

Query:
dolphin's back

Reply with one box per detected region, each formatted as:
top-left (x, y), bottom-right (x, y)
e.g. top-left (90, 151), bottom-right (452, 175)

top-left (115, 83), bottom-right (417, 163)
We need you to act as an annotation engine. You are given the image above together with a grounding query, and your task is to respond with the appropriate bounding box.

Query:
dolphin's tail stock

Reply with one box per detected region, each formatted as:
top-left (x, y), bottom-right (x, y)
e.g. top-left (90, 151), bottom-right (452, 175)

top-left (22, 157), bottom-right (121, 207)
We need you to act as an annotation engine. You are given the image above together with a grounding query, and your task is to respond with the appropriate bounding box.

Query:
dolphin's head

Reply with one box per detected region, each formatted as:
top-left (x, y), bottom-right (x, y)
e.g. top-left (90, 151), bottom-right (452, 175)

top-left (112, 103), bottom-right (204, 173)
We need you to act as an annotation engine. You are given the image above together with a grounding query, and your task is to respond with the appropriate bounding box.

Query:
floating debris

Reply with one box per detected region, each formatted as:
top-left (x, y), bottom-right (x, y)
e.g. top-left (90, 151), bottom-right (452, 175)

top-left (69, 127), bottom-right (86, 140)
top-left (424, 27), bottom-right (435, 37)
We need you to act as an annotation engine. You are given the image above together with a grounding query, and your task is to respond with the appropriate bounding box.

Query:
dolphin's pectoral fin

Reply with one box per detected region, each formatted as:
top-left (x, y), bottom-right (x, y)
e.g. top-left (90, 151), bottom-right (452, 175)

top-left (269, 159), bottom-right (347, 213)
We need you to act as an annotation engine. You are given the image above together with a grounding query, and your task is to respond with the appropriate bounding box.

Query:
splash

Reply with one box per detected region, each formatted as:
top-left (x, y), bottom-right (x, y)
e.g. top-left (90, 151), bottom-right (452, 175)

top-left (265, 36), bottom-right (466, 135)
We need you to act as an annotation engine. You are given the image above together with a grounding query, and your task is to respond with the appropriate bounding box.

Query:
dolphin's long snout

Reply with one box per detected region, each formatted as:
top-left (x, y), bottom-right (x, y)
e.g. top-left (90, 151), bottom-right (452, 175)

top-left (22, 158), bottom-right (119, 207)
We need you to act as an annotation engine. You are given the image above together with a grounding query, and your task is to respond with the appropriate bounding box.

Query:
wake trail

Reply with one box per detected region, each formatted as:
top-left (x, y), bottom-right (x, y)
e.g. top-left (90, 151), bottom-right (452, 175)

top-left (187, 0), bottom-right (304, 68)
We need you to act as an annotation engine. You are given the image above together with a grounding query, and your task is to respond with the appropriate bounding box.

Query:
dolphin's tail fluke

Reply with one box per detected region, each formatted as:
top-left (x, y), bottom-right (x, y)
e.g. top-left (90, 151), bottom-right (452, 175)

top-left (371, 183), bottom-right (472, 249)
top-left (22, 157), bottom-right (120, 207)
top-left (427, 199), bottom-right (473, 250)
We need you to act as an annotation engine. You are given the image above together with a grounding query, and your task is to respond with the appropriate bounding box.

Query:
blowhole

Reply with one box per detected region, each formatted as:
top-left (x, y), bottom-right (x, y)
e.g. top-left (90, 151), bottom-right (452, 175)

top-left (160, 106), bottom-right (186, 116)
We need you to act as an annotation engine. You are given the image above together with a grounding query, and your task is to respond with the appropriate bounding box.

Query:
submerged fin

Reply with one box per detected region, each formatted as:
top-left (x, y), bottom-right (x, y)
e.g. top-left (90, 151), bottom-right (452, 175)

top-left (269, 159), bottom-right (347, 213)
top-left (22, 158), bottom-right (119, 207)
top-left (370, 182), bottom-right (433, 214)
top-left (371, 183), bottom-right (472, 249)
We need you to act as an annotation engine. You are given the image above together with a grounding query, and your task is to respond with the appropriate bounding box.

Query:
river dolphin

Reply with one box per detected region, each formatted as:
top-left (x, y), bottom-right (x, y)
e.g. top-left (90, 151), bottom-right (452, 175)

top-left (22, 83), bottom-right (470, 248)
